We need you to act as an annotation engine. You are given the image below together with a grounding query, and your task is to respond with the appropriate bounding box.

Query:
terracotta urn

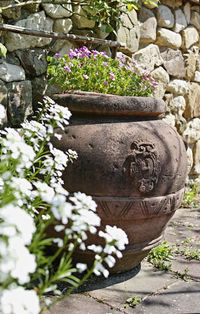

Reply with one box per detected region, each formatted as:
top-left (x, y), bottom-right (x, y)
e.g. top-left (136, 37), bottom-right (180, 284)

top-left (52, 91), bottom-right (187, 273)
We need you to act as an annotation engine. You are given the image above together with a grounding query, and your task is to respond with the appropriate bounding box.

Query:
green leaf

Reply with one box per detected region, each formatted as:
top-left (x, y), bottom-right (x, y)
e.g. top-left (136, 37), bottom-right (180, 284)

top-left (127, 4), bottom-right (132, 11)
top-left (105, 24), bottom-right (114, 33)
top-left (0, 43), bottom-right (7, 58)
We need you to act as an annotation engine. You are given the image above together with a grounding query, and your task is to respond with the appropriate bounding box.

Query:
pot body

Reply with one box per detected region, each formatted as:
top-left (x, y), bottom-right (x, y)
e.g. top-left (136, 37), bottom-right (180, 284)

top-left (53, 93), bottom-right (187, 272)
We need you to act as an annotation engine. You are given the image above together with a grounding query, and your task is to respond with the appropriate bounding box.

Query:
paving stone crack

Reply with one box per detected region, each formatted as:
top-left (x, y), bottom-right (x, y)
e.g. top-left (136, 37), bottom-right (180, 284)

top-left (85, 292), bottom-right (128, 313)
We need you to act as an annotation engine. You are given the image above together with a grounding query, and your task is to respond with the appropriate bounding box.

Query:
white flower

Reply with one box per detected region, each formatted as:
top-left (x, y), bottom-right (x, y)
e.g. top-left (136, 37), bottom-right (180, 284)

top-left (79, 242), bottom-right (86, 250)
top-left (53, 238), bottom-right (64, 247)
top-left (54, 225), bottom-right (65, 232)
top-left (99, 225), bottom-right (129, 250)
top-left (0, 204), bottom-right (36, 245)
top-left (10, 178), bottom-right (32, 198)
top-left (0, 128), bottom-right (36, 172)
top-left (104, 255), bottom-right (116, 268)
top-left (69, 192), bottom-right (97, 212)
top-left (67, 149), bottom-right (78, 161)
top-left (0, 178), bottom-right (3, 191)
top-left (0, 223), bottom-right (16, 237)
top-left (93, 262), bottom-right (109, 278)
top-left (39, 155), bottom-right (54, 175)
top-left (0, 286), bottom-right (40, 314)
top-left (51, 194), bottom-right (73, 224)
top-left (54, 133), bottom-right (62, 140)
top-left (68, 243), bottom-right (74, 251)
top-left (0, 104), bottom-right (6, 125)
top-left (50, 146), bottom-right (69, 170)
top-left (33, 181), bottom-right (55, 203)
top-left (53, 184), bottom-right (69, 196)
top-left (76, 263), bottom-right (87, 273)
top-left (41, 97), bottom-right (72, 130)
top-left (103, 244), bottom-right (122, 259)
top-left (87, 244), bottom-right (103, 253)
top-left (22, 120), bottom-right (47, 141)
top-left (0, 237), bottom-right (36, 284)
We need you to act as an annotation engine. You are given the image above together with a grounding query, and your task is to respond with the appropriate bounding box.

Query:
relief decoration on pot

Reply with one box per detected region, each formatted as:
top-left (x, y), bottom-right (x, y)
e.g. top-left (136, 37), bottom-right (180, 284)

top-left (123, 141), bottom-right (161, 193)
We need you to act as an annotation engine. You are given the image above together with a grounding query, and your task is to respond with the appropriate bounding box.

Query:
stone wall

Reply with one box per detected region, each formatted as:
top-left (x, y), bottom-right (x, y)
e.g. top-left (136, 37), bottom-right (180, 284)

top-left (0, 0), bottom-right (200, 181)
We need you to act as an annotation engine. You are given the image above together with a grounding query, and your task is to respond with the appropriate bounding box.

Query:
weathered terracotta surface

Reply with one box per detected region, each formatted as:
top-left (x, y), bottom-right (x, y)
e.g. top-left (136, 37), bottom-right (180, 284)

top-left (52, 92), bottom-right (187, 272)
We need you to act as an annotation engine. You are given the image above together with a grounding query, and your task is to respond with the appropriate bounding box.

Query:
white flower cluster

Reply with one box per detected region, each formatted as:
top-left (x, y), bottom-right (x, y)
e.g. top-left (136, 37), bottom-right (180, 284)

top-left (0, 202), bottom-right (39, 313)
top-left (41, 96), bottom-right (72, 130)
top-left (0, 96), bottom-right (129, 312)
top-left (0, 286), bottom-right (40, 314)
top-left (87, 225), bottom-right (129, 277)
top-left (0, 122), bottom-right (40, 312)
top-left (0, 128), bottom-right (36, 173)
top-left (22, 97), bottom-right (77, 189)
top-left (52, 191), bottom-right (100, 252)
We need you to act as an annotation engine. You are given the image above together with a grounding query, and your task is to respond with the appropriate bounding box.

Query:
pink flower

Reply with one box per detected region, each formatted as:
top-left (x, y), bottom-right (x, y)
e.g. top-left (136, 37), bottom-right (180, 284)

top-left (104, 81), bottom-right (108, 86)
top-left (83, 74), bottom-right (89, 79)
top-left (103, 62), bottom-right (108, 66)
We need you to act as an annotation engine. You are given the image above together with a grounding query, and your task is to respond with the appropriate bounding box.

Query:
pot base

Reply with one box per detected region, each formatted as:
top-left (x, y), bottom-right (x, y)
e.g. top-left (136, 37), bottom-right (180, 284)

top-left (73, 189), bottom-right (184, 273)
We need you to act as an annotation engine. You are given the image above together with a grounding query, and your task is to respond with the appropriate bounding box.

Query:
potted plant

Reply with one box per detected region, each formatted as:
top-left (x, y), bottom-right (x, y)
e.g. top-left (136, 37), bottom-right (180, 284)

top-left (47, 46), bottom-right (187, 272)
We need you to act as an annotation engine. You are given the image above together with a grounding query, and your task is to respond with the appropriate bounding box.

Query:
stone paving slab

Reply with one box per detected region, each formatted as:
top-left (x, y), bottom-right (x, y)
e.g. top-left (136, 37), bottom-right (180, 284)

top-left (170, 254), bottom-right (200, 281)
top-left (133, 280), bottom-right (200, 314)
top-left (87, 261), bottom-right (178, 312)
top-left (44, 293), bottom-right (120, 314)
top-left (165, 207), bottom-right (200, 246)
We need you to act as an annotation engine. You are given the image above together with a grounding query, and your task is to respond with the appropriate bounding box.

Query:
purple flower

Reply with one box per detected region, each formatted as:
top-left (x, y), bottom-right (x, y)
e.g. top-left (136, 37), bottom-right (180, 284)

top-left (68, 49), bottom-right (77, 58)
top-left (92, 50), bottom-right (99, 56)
top-left (152, 81), bottom-right (157, 87)
top-left (104, 81), bottom-right (108, 86)
top-left (55, 53), bottom-right (61, 58)
top-left (110, 72), bottom-right (115, 81)
top-left (103, 62), bottom-right (108, 66)
top-left (83, 74), bottom-right (89, 79)
top-left (79, 46), bottom-right (91, 57)
top-left (100, 52), bottom-right (108, 57)
top-left (120, 55), bottom-right (125, 63)
top-left (64, 66), bottom-right (71, 72)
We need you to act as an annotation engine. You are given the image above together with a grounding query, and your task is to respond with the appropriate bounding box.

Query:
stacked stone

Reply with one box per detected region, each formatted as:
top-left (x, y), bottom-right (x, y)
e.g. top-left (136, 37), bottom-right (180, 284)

top-left (118, 0), bottom-right (200, 180)
top-left (0, 0), bottom-right (199, 180)
top-left (136, 0), bottom-right (200, 180)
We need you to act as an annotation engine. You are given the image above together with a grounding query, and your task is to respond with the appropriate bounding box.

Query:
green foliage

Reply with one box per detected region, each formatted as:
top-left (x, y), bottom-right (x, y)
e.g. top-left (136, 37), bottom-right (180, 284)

top-left (175, 238), bottom-right (200, 261)
top-left (126, 296), bottom-right (141, 308)
top-left (0, 43), bottom-right (7, 58)
top-left (182, 183), bottom-right (200, 208)
top-left (175, 267), bottom-right (190, 280)
top-left (147, 240), bottom-right (173, 271)
top-left (47, 47), bottom-right (156, 97)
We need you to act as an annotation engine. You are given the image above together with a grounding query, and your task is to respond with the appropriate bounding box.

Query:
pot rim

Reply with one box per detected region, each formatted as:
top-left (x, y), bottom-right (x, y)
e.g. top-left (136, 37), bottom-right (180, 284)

top-left (53, 91), bottom-right (166, 117)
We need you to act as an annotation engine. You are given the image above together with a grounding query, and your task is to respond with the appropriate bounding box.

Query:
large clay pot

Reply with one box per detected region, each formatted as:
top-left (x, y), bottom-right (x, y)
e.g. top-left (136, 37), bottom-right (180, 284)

top-left (52, 92), bottom-right (187, 273)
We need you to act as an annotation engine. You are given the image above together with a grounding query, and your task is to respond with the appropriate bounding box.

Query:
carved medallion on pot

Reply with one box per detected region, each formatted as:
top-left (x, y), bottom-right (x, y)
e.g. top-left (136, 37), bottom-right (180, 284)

top-left (52, 92), bottom-right (187, 273)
